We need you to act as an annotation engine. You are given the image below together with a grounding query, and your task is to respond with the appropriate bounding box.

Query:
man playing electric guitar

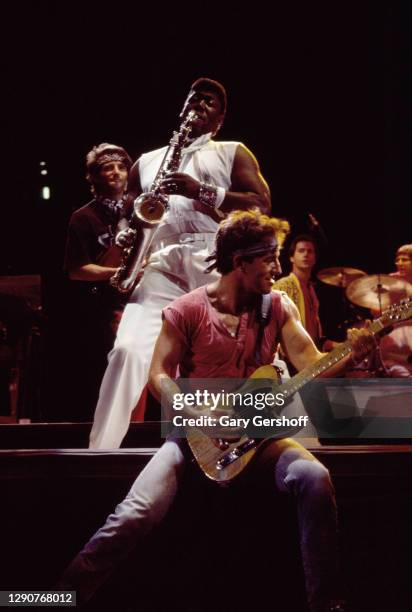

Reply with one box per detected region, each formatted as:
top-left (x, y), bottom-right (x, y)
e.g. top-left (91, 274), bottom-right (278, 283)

top-left (58, 209), bottom-right (375, 612)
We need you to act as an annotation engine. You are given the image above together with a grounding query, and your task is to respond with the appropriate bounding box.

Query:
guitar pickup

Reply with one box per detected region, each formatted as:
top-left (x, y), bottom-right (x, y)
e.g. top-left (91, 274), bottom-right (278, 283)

top-left (216, 438), bottom-right (257, 470)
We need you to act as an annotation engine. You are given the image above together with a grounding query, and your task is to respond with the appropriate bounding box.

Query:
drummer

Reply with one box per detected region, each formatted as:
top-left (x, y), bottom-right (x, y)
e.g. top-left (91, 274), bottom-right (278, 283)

top-left (393, 244), bottom-right (412, 284)
top-left (378, 244), bottom-right (412, 377)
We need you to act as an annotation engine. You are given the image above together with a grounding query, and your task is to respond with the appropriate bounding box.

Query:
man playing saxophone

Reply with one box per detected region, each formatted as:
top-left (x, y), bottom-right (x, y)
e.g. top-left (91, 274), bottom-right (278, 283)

top-left (89, 77), bottom-right (271, 449)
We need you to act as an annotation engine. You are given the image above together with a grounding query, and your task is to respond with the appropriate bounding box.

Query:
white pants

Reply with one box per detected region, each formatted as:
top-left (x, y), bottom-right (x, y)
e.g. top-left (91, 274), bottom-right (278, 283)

top-left (89, 234), bottom-right (218, 449)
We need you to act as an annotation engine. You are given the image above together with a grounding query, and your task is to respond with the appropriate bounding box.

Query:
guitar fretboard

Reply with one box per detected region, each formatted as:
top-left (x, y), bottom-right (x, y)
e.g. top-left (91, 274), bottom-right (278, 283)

top-left (279, 316), bottom-right (388, 399)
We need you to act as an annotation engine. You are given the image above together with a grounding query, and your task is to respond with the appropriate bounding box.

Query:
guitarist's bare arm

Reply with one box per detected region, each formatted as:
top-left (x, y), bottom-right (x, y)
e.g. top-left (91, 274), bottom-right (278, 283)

top-left (280, 298), bottom-right (374, 376)
top-left (148, 319), bottom-right (189, 420)
top-left (280, 301), bottom-right (324, 370)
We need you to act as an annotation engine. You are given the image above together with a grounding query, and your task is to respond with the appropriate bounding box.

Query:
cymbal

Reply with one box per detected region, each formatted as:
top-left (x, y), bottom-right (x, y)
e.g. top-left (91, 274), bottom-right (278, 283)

top-left (317, 267), bottom-right (367, 288)
top-left (346, 274), bottom-right (412, 310)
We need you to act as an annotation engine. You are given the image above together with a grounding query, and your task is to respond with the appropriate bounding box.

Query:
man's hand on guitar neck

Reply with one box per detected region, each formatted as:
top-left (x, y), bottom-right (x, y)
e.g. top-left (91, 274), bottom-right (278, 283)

top-left (346, 322), bottom-right (376, 365)
top-left (321, 324), bottom-right (376, 374)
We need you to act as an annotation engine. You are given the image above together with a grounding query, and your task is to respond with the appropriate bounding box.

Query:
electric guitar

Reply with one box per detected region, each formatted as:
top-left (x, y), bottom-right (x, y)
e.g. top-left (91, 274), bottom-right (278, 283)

top-left (186, 298), bottom-right (412, 483)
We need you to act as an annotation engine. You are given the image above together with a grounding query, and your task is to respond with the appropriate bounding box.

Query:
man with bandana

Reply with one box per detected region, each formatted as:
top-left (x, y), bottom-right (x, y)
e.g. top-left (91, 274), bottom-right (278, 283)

top-left (89, 78), bottom-right (271, 448)
top-left (58, 210), bottom-right (374, 611)
top-left (62, 143), bottom-right (132, 420)
top-left (65, 142), bottom-right (133, 284)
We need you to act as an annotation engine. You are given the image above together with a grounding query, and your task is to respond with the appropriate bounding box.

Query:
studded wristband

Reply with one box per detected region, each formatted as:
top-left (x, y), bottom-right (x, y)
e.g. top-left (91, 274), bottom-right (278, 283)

top-left (198, 182), bottom-right (218, 209)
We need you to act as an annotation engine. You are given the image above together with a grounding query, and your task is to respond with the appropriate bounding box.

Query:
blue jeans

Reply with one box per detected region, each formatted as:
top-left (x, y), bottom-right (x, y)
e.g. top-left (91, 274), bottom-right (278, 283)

top-left (59, 438), bottom-right (337, 611)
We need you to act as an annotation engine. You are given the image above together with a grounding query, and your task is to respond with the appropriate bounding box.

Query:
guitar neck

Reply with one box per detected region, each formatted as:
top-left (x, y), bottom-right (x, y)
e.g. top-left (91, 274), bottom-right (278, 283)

top-left (280, 317), bottom-right (386, 400)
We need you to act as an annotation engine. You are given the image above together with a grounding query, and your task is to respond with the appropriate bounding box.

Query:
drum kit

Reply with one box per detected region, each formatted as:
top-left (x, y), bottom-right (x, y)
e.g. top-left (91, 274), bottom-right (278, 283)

top-left (317, 267), bottom-right (412, 375)
top-left (316, 267), bottom-right (412, 313)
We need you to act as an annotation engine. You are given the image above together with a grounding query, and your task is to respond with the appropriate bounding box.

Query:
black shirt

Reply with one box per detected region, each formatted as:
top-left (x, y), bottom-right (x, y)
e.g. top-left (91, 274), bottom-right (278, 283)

top-left (64, 198), bottom-right (124, 311)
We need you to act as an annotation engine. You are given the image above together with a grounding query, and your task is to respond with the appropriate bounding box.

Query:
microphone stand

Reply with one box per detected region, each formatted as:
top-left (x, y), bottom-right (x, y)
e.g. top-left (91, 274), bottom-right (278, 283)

top-left (308, 212), bottom-right (328, 247)
top-left (376, 274), bottom-right (383, 317)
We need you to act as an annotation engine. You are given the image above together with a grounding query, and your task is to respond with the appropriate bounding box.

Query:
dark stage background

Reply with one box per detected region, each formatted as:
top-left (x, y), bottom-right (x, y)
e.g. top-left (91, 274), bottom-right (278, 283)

top-left (0, 3), bottom-right (410, 402)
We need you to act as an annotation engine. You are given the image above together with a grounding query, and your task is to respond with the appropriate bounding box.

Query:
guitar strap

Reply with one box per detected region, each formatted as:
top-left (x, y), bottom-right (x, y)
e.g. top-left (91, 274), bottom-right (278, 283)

top-left (254, 293), bottom-right (272, 365)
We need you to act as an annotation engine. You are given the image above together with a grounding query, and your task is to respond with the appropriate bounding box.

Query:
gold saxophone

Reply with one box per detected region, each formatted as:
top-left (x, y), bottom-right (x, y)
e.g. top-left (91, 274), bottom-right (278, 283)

top-left (111, 110), bottom-right (197, 294)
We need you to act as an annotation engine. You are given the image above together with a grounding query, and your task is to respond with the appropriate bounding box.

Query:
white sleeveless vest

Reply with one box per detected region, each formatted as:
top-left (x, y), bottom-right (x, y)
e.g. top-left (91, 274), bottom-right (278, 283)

top-left (138, 133), bottom-right (240, 240)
